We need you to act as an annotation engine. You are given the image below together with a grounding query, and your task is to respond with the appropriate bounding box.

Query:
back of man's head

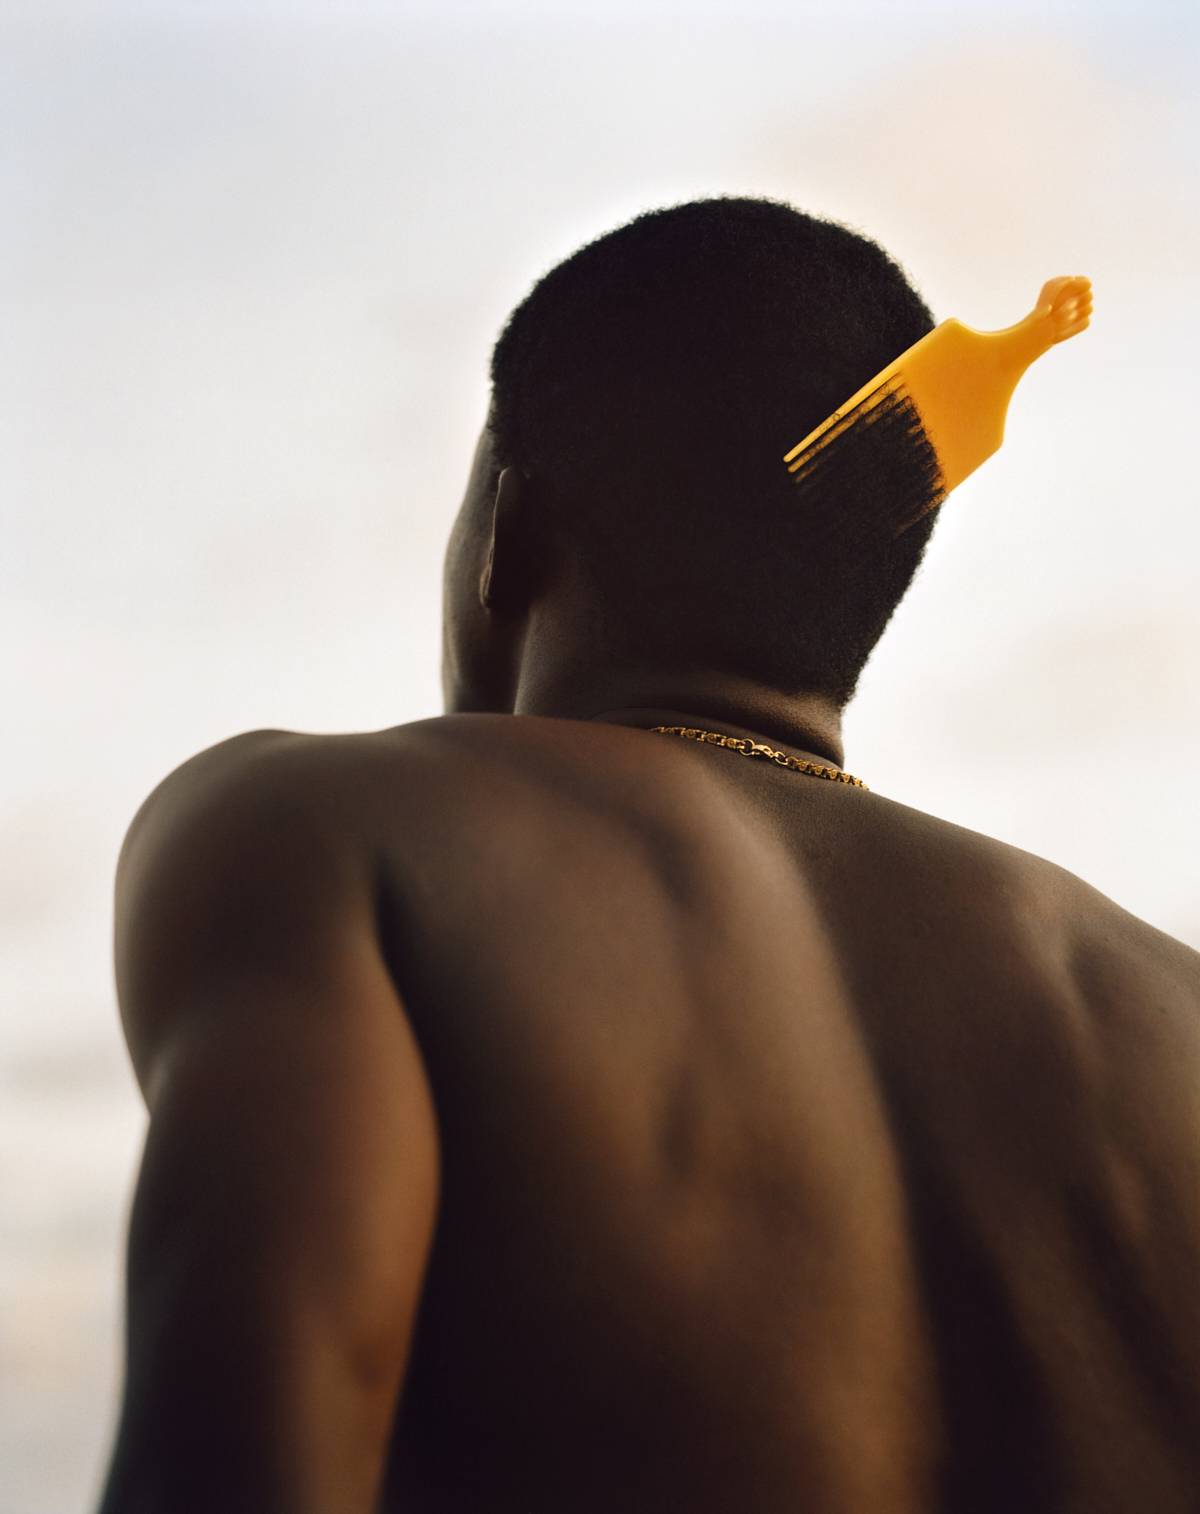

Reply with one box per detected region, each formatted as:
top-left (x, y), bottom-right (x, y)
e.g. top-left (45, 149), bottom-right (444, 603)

top-left (489, 197), bottom-right (938, 706)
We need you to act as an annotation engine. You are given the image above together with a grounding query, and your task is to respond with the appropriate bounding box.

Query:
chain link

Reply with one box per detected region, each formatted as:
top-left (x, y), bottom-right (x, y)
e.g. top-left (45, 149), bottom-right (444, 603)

top-left (649, 727), bottom-right (867, 789)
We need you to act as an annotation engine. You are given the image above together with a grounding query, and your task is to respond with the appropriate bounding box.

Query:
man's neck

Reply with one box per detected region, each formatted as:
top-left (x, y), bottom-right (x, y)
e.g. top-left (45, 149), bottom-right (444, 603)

top-left (511, 657), bottom-right (846, 770)
top-left (452, 557), bottom-right (847, 770)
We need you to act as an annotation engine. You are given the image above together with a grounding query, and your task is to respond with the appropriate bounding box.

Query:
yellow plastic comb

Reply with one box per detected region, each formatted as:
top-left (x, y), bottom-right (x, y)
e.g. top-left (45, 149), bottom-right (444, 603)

top-left (783, 276), bottom-right (1093, 516)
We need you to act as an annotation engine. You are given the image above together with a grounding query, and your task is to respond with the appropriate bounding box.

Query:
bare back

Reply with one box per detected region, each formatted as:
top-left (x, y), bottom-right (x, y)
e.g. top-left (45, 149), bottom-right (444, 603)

top-left (104, 711), bottom-right (1200, 1514)
top-left (325, 713), bottom-right (1200, 1513)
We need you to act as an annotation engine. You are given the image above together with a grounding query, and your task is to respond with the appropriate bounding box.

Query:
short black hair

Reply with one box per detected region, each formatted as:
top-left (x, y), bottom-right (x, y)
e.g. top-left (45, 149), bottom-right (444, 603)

top-left (489, 197), bottom-right (938, 705)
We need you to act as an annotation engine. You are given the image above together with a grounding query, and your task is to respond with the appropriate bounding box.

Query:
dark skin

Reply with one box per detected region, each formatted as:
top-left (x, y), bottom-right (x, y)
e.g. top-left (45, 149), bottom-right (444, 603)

top-left (100, 429), bottom-right (1200, 1513)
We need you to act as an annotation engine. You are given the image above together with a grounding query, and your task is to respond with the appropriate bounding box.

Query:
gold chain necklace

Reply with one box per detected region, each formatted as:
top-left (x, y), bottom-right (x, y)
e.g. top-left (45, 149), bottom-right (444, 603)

top-left (649, 726), bottom-right (867, 789)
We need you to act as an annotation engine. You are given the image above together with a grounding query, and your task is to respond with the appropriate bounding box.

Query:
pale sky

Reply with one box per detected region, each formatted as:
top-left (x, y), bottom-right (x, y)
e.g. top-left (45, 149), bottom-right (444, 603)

top-left (1, 2), bottom-right (1197, 1508)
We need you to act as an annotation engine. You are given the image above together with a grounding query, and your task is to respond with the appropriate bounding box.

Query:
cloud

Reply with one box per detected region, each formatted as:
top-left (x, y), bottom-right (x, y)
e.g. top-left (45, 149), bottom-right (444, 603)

top-left (920, 611), bottom-right (1199, 758)
top-left (761, 36), bottom-right (1198, 313)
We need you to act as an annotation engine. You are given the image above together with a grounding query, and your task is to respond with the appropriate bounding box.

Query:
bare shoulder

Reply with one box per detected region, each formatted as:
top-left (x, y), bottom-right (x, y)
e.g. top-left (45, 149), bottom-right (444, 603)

top-left (119, 713), bottom-right (656, 845)
top-left (114, 714), bottom-right (632, 977)
top-left (113, 723), bottom-right (427, 1084)
top-left (858, 787), bottom-right (1200, 998)
top-left (837, 791), bottom-right (1200, 1184)
top-left (118, 716), bottom-right (498, 886)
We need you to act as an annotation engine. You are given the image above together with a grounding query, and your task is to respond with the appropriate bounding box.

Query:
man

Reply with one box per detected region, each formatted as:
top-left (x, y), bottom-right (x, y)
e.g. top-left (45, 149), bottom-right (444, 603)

top-left (98, 199), bottom-right (1200, 1514)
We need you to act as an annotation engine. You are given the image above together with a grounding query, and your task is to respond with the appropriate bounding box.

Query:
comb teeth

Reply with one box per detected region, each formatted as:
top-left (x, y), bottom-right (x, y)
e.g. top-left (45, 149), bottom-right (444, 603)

top-left (788, 375), bottom-right (905, 473)
top-left (788, 380), bottom-right (946, 542)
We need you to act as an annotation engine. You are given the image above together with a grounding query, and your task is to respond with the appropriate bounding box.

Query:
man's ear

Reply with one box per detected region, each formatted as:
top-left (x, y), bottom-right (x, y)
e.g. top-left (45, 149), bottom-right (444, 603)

top-left (478, 467), bottom-right (549, 613)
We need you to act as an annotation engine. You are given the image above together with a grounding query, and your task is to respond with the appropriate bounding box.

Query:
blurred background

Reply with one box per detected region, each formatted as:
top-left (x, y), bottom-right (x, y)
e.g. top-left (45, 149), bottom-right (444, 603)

top-left (1, 0), bottom-right (1197, 1507)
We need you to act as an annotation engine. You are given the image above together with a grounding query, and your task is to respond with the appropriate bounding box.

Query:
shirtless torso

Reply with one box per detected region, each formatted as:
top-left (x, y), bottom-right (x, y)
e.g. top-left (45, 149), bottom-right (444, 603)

top-left (103, 707), bottom-right (1200, 1514)
top-left (97, 205), bottom-right (1200, 1510)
